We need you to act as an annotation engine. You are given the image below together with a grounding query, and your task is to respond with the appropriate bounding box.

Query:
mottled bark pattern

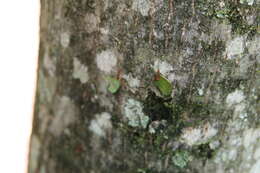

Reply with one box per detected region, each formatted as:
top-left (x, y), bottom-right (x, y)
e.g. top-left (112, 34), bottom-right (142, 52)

top-left (29, 0), bottom-right (259, 173)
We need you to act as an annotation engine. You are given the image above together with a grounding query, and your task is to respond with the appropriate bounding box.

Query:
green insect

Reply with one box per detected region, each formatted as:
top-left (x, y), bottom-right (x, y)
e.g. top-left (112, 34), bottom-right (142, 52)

top-left (153, 70), bottom-right (173, 97)
top-left (106, 69), bottom-right (122, 94)
top-left (107, 77), bottom-right (120, 94)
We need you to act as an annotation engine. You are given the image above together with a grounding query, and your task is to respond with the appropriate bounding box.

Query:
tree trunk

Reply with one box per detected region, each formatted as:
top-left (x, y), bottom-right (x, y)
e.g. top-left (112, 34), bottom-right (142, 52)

top-left (29, 0), bottom-right (260, 173)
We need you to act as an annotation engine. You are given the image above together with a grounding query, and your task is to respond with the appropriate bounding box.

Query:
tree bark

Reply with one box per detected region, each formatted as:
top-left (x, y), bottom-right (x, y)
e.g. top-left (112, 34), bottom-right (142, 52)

top-left (29, 0), bottom-right (260, 173)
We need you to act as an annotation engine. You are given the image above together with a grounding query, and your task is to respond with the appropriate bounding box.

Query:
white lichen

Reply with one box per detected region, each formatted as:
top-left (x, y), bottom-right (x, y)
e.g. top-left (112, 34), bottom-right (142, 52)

top-left (234, 102), bottom-right (248, 120)
top-left (60, 32), bottom-right (70, 48)
top-left (212, 22), bottom-right (232, 42)
top-left (122, 73), bottom-right (140, 93)
top-left (100, 27), bottom-right (110, 43)
top-left (148, 125), bottom-right (156, 134)
top-left (180, 128), bottom-right (202, 146)
top-left (132, 0), bottom-right (151, 16)
top-left (243, 128), bottom-right (260, 148)
top-left (226, 36), bottom-right (245, 59)
top-left (73, 58), bottom-right (89, 83)
top-left (89, 112), bottom-right (112, 137)
top-left (180, 123), bottom-right (218, 146)
top-left (151, 59), bottom-right (173, 77)
top-left (226, 90), bottom-right (245, 107)
top-left (96, 49), bottom-right (117, 74)
top-left (209, 140), bottom-right (221, 150)
top-left (239, 55), bottom-right (253, 75)
top-left (198, 88), bottom-right (204, 96)
top-left (148, 120), bottom-right (167, 134)
top-left (123, 98), bottom-right (149, 128)
top-left (84, 13), bottom-right (100, 33)
top-left (228, 149), bottom-right (238, 161)
top-left (240, 0), bottom-right (254, 5)
top-left (250, 160), bottom-right (260, 173)
top-left (49, 96), bottom-right (77, 136)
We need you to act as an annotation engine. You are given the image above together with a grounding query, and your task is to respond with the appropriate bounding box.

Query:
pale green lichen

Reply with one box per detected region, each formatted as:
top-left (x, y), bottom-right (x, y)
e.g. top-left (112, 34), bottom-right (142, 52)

top-left (172, 151), bottom-right (192, 168)
top-left (124, 98), bottom-right (149, 128)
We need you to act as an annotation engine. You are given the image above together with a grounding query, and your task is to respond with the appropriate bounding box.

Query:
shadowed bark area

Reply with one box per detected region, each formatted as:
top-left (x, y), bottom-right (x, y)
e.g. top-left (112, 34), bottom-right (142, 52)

top-left (29, 0), bottom-right (259, 173)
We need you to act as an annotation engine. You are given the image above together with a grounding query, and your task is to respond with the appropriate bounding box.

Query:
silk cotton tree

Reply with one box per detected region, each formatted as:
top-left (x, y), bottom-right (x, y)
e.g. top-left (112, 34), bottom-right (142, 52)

top-left (29, 0), bottom-right (260, 173)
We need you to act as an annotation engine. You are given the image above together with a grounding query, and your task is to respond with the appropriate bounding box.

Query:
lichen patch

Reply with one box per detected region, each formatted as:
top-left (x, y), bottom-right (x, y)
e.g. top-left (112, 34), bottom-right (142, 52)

top-left (96, 49), bottom-right (117, 74)
top-left (72, 58), bottom-right (89, 83)
top-left (49, 96), bottom-right (77, 136)
top-left (60, 32), bottom-right (70, 48)
top-left (122, 73), bottom-right (140, 93)
top-left (123, 98), bottom-right (149, 128)
top-left (151, 60), bottom-right (174, 82)
top-left (243, 128), bottom-right (260, 148)
top-left (89, 112), bottom-right (112, 137)
top-left (240, 0), bottom-right (255, 5)
top-left (250, 159), bottom-right (260, 173)
top-left (226, 36), bottom-right (245, 59)
top-left (226, 90), bottom-right (245, 107)
top-left (84, 13), bottom-right (100, 33)
top-left (180, 123), bottom-right (218, 146)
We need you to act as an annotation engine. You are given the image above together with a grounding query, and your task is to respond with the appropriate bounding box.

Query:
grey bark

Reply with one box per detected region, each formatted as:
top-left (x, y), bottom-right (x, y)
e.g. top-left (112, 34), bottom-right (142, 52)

top-left (29, 0), bottom-right (260, 173)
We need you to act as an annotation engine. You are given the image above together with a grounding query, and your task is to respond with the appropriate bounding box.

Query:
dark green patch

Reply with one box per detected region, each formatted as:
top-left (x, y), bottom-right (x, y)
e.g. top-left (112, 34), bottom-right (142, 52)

top-left (218, 77), bottom-right (245, 92)
top-left (106, 77), bottom-right (121, 94)
top-left (192, 143), bottom-right (216, 160)
top-left (154, 74), bottom-right (173, 97)
top-left (143, 90), bottom-right (174, 122)
top-left (198, 0), bottom-right (258, 35)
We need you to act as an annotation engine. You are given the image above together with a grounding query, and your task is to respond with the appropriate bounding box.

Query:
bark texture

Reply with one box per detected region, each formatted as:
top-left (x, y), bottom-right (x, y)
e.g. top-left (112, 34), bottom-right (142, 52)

top-left (29, 0), bottom-right (260, 173)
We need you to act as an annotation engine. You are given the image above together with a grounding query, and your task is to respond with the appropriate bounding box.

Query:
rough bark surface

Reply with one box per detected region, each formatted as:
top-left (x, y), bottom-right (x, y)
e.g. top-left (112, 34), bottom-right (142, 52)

top-left (29, 0), bottom-right (260, 173)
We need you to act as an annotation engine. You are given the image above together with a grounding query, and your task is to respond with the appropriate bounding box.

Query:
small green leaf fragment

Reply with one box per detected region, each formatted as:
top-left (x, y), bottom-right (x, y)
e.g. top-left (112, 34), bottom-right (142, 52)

top-left (107, 77), bottom-right (120, 94)
top-left (154, 75), bottom-right (172, 97)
